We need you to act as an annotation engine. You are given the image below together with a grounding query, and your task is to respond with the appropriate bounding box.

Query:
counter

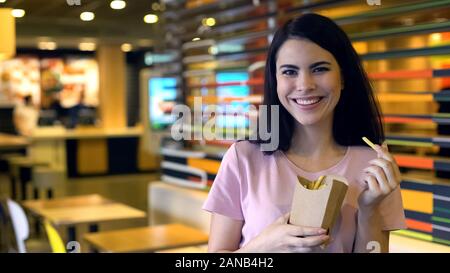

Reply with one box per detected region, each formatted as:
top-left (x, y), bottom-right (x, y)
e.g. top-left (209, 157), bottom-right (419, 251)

top-left (27, 126), bottom-right (159, 177)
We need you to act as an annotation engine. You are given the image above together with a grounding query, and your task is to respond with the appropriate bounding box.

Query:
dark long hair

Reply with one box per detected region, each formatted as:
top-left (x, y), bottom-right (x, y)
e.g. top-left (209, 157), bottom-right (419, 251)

top-left (252, 13), bottom-right (384, 154)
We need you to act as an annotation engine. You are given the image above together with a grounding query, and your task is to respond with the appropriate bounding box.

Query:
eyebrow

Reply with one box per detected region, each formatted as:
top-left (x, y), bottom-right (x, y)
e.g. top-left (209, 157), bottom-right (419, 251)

top-left (279, 61), bottom-right (331, 70)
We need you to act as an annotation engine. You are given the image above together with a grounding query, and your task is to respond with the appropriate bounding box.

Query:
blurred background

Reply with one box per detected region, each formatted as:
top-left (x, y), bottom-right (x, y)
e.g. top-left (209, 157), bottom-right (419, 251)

top-left (0, 0), bottom-right (449, 253)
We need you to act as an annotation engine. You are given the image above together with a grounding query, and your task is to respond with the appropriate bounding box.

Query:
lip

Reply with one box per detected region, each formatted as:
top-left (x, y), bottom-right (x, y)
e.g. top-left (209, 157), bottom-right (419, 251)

top-left (290, 96), bottom-right (324, 110)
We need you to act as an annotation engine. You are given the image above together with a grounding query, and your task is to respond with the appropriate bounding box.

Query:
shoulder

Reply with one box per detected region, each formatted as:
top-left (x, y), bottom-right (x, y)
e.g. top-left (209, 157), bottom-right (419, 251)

top-left (232, 140), bottom-right (266, 160)
top-left (349, 145), bottom-right (377, 159)
top-left (347, 145), bottom-right (378, 167)
top-left (233, 140), bottom-right (262, 153)
top-left (223, 141), bottom-right (268, 166)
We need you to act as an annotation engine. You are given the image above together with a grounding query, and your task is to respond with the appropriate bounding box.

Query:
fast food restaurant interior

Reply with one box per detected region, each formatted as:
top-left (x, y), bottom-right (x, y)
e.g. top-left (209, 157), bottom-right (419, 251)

top-left (0, 0), bottom-right (449, 253)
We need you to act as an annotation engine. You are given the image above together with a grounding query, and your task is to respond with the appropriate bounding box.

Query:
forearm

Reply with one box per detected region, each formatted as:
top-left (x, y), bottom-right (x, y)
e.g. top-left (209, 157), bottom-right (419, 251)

top-left (354, 206), bottom-right (389, 253)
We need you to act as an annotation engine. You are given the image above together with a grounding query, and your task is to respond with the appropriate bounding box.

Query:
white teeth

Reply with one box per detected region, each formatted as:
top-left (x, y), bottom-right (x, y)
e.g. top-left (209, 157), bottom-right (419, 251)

top-left (295, 97), bottom-right (321, 105)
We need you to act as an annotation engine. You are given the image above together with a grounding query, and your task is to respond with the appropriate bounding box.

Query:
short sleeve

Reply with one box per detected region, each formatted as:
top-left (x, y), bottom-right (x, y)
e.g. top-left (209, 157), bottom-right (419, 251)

top-left (202, 143), bottom-right (244, 220)
top-left (378, 186), bottom-right (407, 231)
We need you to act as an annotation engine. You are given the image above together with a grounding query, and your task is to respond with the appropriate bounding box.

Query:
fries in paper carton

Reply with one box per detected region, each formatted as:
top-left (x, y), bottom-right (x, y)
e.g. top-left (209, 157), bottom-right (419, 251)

top-left (289, 175), bottom-right (348, 231)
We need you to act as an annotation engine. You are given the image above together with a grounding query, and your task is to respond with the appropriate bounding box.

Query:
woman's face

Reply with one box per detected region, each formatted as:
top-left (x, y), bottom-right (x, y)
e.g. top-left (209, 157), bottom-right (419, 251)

top-left (276, 38), bottom-right (343, 127)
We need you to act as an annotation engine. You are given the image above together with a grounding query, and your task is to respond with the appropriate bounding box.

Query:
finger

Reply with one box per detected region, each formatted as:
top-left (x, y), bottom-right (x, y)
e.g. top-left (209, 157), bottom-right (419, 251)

top-left (287, 225), bottom-right (327, 237)
top-left (359, 177), bottom-right (369, 190)
top-left (365, 166), bottom-right (391, 194)
top-left (377, 150), bottom-right (402, 182)
top-left (369, 158), bottom-right (398, 190)
top-left (364, 174), bottom-right (380, 193)
top-left (289, 246), bottom-right (321, 253)
top-left (375, 144), bottom-right (402, 181)
top-left (393, 162), bottom-right (402, 183)
top-left (363, 165), bottom-right (390, 194)
top-left (288, 235), bottom-right (329, 248)
top-left (373, 144), bottom-right (394, 162)
top-left (382, 141), bottom-right (389, 152)
top-left (278, 212), bottom-right (290, 224)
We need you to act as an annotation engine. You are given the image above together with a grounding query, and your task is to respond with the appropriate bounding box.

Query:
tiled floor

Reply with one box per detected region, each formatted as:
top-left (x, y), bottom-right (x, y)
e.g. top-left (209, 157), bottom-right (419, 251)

top-left (0, 172), bottom-right (160, 211)
top-left (0, 172), bottom-right (164, 253)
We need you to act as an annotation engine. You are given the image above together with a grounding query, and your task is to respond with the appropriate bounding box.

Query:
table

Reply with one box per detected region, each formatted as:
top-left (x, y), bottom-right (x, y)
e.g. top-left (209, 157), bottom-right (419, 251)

top-left (83, 223), bottom-right (209, 253)
top-left (8, 157), bottom-right (49, 200)
top-left (0, 133), bottom-right (29, 151)
top-left (39, 203), bottom-right (146, 226)
top-left (22, 194), bottom-right (146, 242)
top-left (22, 194), bottom-right (113, 212)
top-left (0, 134), bottom-right (30, 198)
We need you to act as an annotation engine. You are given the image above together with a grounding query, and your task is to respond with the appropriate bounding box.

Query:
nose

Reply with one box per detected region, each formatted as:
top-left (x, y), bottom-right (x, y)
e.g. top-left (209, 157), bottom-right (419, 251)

top-left (296, 71), bottom-right (316, 92)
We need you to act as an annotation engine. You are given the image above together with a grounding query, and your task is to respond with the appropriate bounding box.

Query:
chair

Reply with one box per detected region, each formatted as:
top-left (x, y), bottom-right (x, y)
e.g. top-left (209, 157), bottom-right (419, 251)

top-left (8, 156), bottom-right (49, 200)
top-left (44, 220), bottom-right (66, 253)
top-left (32, 167), bottom-right (65, 199)
top-left (6, 199), bottom-right (30, 253)
top-left (5, 199), bottom-right (52, 253)
top-left (0, 199), bottom-right (16, 252)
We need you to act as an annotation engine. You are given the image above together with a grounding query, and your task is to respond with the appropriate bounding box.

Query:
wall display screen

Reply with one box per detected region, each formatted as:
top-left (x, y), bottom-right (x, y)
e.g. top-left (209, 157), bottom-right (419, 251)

top-left (0, 56), bottom-right (99, 109)
top-left (41, 57), bottom-right (99, 109)
top-left (0, 56), bottom-right (40, 105)
top-left (149, 77), bottom-right (178, 130)
top-left (215, 71), bottom-right (250, 128)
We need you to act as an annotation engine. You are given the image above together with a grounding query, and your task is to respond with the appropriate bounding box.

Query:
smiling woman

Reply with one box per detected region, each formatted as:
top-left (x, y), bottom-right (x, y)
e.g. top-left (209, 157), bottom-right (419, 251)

top-left (202, 13), bottom-right (407, 253)
top-left (276, 39), bottom-right (342, 127)
top-left (259, 13), bottom-right (384, 154)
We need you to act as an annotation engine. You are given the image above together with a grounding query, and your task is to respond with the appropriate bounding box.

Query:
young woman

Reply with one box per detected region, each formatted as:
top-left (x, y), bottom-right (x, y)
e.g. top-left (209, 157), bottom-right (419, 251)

top-left (202, 13), bottom-right (406, 253)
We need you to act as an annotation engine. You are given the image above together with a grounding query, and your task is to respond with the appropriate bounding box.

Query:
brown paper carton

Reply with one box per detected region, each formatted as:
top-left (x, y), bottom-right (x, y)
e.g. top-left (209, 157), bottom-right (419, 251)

top-left (289, 175), bottom-right (348, 230)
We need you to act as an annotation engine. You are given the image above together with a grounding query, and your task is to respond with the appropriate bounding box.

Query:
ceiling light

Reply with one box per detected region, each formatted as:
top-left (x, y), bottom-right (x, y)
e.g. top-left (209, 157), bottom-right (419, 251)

top-left (143, 14), bottom-right (158, 24)
top-left (121, 43), bottom-right (132, 52)
top-left (208, 46), bottom-right (218, 55)
top-left (110, 0), bottom-right (126, 10)
top-left (202, 17), bottom-right (216, 27)
top-left (38, 41), bottom-right (57, 51)
top-left (11, 9), bottom-right (25, 18)
top-left (0, 0), bottom-right (7, 3)
top-left (79, 42), bottom-right (96, 51)
top-left (80, 12), bottom-right (95, 21)
top-left (430, 33), bottom-right (442, 43)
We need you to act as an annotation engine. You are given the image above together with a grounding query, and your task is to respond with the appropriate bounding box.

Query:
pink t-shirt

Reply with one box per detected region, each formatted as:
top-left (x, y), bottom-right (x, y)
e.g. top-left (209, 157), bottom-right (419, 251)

top-left (202, 141), bottom-right (407, 252)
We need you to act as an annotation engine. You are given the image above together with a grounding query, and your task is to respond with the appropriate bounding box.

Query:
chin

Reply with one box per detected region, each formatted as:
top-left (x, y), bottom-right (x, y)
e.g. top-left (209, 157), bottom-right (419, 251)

top-left (292, 115), bottom-right (322, 126)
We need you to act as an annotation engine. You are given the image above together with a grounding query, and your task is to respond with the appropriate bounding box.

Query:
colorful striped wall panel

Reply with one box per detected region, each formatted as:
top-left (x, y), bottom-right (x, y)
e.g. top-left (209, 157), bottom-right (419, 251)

top-left (160, 148), bottom-right (222, 190)
top-left (400, 180), bottom-right (450, 246)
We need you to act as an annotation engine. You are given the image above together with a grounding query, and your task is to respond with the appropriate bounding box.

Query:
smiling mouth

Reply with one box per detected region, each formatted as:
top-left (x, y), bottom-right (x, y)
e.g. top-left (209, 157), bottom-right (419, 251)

top-left (292, 96), bottom-right (324, 106)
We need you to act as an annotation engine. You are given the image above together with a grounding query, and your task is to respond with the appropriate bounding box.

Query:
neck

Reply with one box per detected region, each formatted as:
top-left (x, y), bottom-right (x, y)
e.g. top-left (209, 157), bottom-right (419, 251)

top-left (288, 116), bottom-right (344, 159)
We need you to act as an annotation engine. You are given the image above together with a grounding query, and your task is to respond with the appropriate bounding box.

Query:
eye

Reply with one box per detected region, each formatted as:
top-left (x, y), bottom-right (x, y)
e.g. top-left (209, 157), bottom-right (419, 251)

top-left (281, 69), bottom-right (297, 76)
top-left (312, 67), bottom-right (330, 73)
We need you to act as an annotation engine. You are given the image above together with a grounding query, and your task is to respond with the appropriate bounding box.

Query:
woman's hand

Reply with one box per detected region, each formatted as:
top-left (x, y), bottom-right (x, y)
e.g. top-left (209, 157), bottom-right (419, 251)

top-left (240, 213), bottom-right (329, 253)
top-left (358, 142), bottom-right (402, 210)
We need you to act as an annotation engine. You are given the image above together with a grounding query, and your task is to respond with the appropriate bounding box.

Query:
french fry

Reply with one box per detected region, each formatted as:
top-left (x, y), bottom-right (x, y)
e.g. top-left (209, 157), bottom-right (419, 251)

top-left (362, 136), bottom-right (377, 151)
top-left (297, 176), bottom-right (327, 190)
top-left (313, 175), bottom-right (325, 190)
top-left (298, 176), bottom-right (309, 189)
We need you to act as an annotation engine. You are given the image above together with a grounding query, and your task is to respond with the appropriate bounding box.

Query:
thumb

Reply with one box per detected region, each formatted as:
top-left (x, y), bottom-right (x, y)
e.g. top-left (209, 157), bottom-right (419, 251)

top-left (277, 212), bottom-right (290, 224)
top-left (382, 141), bottom-right (389, 151)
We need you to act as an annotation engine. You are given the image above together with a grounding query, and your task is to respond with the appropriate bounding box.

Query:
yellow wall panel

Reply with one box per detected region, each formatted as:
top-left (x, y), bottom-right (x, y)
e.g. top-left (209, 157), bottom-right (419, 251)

top-left (187, 158), bottom-right (221, 174)
top-left (401, 189), bottom-right (433, 214)
top-left (77, 139), bottom-right (108, 174)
